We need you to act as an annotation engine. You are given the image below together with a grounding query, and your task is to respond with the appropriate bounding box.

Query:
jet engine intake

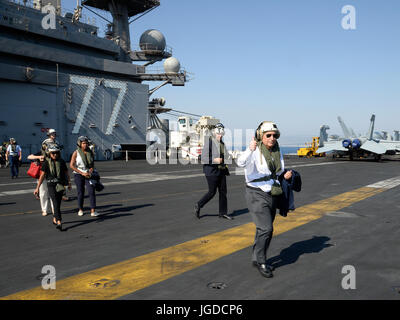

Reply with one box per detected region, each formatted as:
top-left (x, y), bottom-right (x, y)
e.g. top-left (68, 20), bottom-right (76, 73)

top-left (342, 139), bottom-right (352, 148)
top-left (351, 139), bottom-right (361, 149)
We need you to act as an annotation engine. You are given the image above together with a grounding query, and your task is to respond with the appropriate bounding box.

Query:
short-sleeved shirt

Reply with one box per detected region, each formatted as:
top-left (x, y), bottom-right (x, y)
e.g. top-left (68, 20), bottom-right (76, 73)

top-left (7, 144), bottom-right (21, 157)
top-left (41, 159), bottom-right (68, 183)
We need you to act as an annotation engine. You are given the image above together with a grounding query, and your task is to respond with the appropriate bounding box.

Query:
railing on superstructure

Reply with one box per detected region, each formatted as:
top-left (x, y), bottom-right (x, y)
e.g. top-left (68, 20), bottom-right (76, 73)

top-left (4, 0), bottom-right (100, 35)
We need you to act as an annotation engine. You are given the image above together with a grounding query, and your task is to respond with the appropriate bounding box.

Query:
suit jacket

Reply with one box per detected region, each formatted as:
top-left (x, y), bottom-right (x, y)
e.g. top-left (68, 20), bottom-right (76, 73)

top-left (201, 136), bottom-right (231, 176)
top-left (277, 169), bottom-right (302, 217)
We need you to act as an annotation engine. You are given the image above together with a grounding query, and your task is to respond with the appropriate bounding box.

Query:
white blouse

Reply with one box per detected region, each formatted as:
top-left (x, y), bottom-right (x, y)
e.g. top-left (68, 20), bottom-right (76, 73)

top-left (74, 151), bottom-right (89, 174)
top-left (236, 146), bottom-right (285, 192)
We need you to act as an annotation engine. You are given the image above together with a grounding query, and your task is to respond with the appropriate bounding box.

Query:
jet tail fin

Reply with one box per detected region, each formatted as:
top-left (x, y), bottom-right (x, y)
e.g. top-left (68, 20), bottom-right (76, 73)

top-left (319, 125), bottom-right (330, 146)
top-left (337, 116), bottom-right (352, 139)
top-left (366, 114), bottom-right (375, 140)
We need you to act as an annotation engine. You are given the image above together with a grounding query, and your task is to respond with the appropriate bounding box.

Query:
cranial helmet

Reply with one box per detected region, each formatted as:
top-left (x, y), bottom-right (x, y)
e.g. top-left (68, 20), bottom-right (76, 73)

top-left (213, 123), bottom-right (225, 136)
top-left (47, 129), bottom-right (56, 136)
top-left (77, 136), bottom-right (89, 147)
top-left (255, 121), bottom-right (280, 141)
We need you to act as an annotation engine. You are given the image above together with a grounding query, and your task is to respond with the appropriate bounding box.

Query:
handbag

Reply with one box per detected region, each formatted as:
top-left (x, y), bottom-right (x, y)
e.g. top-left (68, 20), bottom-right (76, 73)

top-left (271, 181), bottom-right (283, 197)
top-left (27, 161), bottom-right (42, 179)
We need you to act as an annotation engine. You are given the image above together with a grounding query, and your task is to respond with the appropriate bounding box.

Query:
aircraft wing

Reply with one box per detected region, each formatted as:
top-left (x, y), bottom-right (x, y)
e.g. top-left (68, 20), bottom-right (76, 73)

top-left (317, 141), bottom-right (348, 153)
top-left (378, 141), bottom-right (400, 152)
top-left (360, 140), bottom-right (387, 154)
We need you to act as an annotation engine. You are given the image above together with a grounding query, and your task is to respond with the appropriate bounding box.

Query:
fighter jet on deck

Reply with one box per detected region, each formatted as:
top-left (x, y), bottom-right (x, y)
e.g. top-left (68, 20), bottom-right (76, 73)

top-left (317, 115), bottom-right (400, 160)
top-left (317, 125), bottom-right (347, 156)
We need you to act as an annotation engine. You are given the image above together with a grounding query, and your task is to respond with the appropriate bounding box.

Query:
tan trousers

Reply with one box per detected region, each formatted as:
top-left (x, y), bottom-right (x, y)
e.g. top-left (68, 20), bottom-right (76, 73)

top-left (38, 179), bottom-right (54, 214)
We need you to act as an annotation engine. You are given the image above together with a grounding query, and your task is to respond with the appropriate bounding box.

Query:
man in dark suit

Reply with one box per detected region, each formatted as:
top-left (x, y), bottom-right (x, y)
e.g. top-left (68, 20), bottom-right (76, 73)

top-left (195, 123), bottom-right (233, 220)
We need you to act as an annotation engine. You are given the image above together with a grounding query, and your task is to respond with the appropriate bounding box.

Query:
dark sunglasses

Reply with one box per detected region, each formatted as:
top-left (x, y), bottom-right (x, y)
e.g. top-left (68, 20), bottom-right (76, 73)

top-left (265, 133), bottom-right (278, 138)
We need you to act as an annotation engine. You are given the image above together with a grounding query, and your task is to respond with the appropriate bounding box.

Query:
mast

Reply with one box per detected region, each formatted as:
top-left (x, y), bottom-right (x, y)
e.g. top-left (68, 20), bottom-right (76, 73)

top-left (82, 0), bottom-right (160, 62)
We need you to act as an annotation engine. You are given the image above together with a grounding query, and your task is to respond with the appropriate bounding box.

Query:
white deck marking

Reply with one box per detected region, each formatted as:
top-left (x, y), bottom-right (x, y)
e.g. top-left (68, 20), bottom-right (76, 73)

top-left (0, 172), bottom-right (203, 197)
top-left (234, 161), bottom-right (347, 175)
top-left (101, 173), bottom-right (204, 186)
top-left (0, 181), bottom-right (37, 187)
top-left (290, 161), bottom-right (348, 168)
top-left (366, 177), bottom-right (400, 189)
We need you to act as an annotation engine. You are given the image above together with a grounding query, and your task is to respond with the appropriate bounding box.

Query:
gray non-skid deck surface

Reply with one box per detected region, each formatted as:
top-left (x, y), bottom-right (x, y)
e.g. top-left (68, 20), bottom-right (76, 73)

top-left (0, 157), bottom-right (399, 299)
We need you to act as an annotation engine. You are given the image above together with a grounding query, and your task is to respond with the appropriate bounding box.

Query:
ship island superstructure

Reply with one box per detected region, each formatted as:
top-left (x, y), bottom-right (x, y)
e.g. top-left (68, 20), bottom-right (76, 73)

top-left (0, 0), bottom-right (186, 160)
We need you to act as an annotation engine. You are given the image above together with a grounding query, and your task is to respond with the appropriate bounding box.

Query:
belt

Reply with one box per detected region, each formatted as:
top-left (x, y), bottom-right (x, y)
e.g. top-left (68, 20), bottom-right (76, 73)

top-left (246, 185), bottom-right (271, 195)
top-left (47, 179), bottom-right (61, 184)
top-left (249, 175), bottom-right (274, 183)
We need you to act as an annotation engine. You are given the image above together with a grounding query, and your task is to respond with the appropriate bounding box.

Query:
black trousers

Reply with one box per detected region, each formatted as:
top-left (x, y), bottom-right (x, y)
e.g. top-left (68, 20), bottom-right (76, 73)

top-left (47, 183), bottom-right (64, 222)
top-left (198, 174), bottom-right (227, 215)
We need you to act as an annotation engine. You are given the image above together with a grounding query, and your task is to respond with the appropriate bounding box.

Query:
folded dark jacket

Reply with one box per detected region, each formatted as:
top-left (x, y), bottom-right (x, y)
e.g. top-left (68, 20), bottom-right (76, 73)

top-left (88, 170), bottom-right (104, 191)
top-left (90, 169), bottom-right (100, 181)
top-left (277, 169), bottom-right (302, 217)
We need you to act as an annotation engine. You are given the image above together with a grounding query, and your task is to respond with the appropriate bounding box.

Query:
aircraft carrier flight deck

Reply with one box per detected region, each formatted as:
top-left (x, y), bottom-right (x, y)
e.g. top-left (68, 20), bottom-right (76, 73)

top-left (0, 156), bottom-right (399, 300)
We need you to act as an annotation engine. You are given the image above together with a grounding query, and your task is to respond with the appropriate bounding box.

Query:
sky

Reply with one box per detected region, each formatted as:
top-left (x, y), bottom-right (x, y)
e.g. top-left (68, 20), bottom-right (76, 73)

top-left (63, 0), bottom-right (400, 146)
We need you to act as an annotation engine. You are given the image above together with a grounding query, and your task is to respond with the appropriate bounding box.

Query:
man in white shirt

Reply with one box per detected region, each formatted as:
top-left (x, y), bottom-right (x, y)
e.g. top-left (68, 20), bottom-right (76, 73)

top-left (237, 121), bottom-right (292, 278)
top-left (6, 138), bottom-right (22, 179)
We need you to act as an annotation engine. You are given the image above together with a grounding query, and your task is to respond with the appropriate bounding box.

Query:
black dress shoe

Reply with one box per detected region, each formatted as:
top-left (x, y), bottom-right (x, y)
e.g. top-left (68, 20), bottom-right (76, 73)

top-left (252, 262), bottom-right (273, 278)
top-left (256, 263), bottom-right (273, 278)
top-left (56, 223), bottom-right (63, 231)
top-left (252, 261), bottom-right (275, 271)
top-left (219, 214), bottom-right (233, 220)
top-left (194, 204), bottom-right (200, 219)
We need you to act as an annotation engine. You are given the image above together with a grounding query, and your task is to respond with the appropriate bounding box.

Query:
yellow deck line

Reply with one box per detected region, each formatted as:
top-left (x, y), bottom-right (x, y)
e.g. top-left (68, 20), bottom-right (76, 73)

top-left (1, 186), bottom-right (386, 300)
